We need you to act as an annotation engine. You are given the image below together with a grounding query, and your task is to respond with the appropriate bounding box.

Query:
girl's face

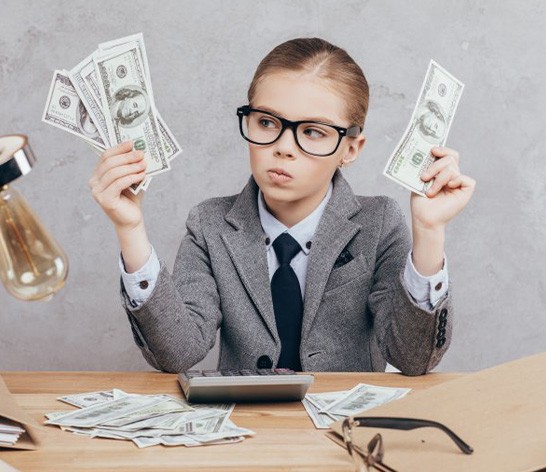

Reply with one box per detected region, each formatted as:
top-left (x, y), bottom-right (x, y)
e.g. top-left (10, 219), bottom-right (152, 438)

top-left (248, 70), bottom-right (365, 213)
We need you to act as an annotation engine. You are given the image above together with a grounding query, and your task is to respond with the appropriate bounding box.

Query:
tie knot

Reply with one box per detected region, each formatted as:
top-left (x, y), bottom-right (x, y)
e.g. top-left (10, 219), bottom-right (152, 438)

top-left (272, 233), bottom-right (301, 265)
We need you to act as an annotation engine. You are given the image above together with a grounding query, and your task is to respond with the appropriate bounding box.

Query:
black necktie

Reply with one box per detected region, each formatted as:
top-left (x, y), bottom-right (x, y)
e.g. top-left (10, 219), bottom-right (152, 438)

top-left (271, 233), bottom-right (303, 371)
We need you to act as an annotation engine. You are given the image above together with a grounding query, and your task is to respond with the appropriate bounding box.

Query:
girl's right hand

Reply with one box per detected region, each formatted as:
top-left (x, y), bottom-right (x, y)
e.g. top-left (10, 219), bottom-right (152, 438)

top-left (88, 141), bottom-right (147, 230)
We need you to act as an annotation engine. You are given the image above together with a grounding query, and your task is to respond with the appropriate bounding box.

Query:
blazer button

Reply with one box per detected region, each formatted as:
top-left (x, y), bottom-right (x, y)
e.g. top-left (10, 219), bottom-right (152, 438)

top-left (436, 337), bottom-right (446, 348)
top-left (139, 280), bottom-right (149, 290)
top-left (257, 355), bottom-right (273, 369)
top-left (437, 328), bottom-right (446, 339)
top-left (439, 319), bottom-right (447, 329)
top-left (439, 308), bottom-right (448, 320)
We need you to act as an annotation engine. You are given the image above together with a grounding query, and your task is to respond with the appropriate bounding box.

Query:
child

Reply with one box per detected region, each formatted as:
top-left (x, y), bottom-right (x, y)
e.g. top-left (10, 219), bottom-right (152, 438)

top-left (89, 38), bottom-right (475, 375)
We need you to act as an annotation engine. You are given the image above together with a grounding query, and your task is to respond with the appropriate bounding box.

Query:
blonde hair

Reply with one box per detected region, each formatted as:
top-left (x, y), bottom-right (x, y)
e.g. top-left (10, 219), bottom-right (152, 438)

top-left (247, 38), bottom-right (369, 129)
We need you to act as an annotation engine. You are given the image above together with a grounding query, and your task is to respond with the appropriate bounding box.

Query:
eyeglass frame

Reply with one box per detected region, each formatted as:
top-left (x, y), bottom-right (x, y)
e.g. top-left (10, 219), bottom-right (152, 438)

top-left (236, 105), bottom-right (362, 157)
top-left (342, 416), bottom-right (474, 472)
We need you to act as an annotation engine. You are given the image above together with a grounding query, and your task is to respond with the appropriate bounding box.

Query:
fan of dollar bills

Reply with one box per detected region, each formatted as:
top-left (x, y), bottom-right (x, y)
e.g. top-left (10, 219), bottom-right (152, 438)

top-left (46, 388), bottom-right (254, 448)
top-left (42, 33), bottom-right (181, 194)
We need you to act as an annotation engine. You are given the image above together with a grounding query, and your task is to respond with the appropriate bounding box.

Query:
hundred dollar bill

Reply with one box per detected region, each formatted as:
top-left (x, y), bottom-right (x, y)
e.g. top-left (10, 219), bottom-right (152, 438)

top-left (184, 435), bottom-right (245, 447)
top-left (320, 383), bottom-right (411, 417)
top-left (45, 395), bottom-right (164, 428)
top-left (305, 390), bottom-right (348, 412)
top-left (98, 34), bottom-right (181, 194)
top-left (58, 390), bottom-right (115, 408)
top-left (69, 54), bottom-right (112, 145)
top-left (93, 42), bottom-right (169, 177)
top-left (302, 397), bottom-right (336, 429)
top-left (99, 33), bottom-right (153, 85)
top-left (99, 396), bottom-right (193, 428)
top-left (42, 70), bottom-right (106, 149)
top-left (383, 60), bottom-right (464, 196)
top-left (133, 436), bottom-right (162, 448)
top-left (136, 111), bottom-right (183, 192)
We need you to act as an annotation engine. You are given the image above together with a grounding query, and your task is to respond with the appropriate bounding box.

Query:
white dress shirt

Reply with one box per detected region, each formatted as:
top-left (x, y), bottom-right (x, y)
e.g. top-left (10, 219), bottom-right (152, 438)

top-left (121, 183), bottom-right (449, 310)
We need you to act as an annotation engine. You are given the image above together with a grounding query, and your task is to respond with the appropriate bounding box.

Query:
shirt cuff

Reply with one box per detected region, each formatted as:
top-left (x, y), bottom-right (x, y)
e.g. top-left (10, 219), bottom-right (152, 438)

top-left (119, 245), bottom-right (161, 309)
top-left (403, 251), bottom-right (449, 310)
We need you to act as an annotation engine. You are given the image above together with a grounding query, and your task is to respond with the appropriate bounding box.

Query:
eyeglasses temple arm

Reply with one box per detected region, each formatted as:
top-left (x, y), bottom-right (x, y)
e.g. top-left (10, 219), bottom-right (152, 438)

top-left (354, 417), bottom-right (474, 455)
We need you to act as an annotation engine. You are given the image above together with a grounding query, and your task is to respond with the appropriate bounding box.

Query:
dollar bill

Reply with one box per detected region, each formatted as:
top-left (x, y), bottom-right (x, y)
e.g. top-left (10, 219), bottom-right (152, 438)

top-left (133, 436), bottom-right (163, 448)
top-left (184, 435), bottom-right (245, 447)
top-left (305, 390), bottom-right (348, 412)
top-left (58, 389), bottom-right (116, 408)
top-left (45, 395), bottom-right (164, 427)
top-left (93, 42), bottom-right (169, 177)
top-left (95, 34), bottom-right (181, 194)
top-left (319, 383), bottom-right (411, 417)
top-left (133, 111), bottom-right (183, 192)
top-left (383, 60), bottom-right (464, 196)
top-left (99, 396), bottom-right (193, 428)
top-left (42, 70), bottom-right (106, 149)
top-left (302, 397), bottom-right (336, 429)
top-left (69, 54), bottom-right (112, 145)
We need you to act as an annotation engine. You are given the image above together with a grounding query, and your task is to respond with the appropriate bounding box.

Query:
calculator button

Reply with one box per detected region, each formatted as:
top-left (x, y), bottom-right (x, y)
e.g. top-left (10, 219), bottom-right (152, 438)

top-left (238, 369), bottom-right (256, 375)
top-left (185, 370), bottom-right (203, 378)
top-left (220, 370), bottom-right (239, 376)
top-left (274, 368), bottom-right (295, 375)
top-left (257, 369), bottom-right (275, 375)
top-left (202, 370), bottom-right (222, 377)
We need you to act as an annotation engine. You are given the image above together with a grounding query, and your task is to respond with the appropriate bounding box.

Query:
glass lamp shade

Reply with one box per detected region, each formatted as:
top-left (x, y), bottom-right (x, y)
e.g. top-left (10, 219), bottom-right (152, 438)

top-left (0, 135), bottom-right (68, 301)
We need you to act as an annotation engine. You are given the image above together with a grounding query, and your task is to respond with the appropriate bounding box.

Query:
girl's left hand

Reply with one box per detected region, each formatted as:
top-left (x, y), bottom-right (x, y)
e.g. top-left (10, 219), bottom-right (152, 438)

top-left (410, 146), bottom-right (476, 230)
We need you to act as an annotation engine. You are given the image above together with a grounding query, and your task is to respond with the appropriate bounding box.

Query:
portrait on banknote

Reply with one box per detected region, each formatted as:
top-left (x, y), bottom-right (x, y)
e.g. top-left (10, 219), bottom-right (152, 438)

top-left (77, 100), bottom-right (101, 140)
top-left (417, 99), bottom-right (446, 141)
top-left (110, 85), bottom-right (150, 128)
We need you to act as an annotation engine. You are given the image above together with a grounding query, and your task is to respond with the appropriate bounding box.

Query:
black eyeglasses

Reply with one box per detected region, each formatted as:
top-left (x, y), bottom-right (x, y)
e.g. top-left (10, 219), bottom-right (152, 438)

top-left (342, 417), bottom-right (474, 472)
top-left (237, 105), bottom-right (361, 157)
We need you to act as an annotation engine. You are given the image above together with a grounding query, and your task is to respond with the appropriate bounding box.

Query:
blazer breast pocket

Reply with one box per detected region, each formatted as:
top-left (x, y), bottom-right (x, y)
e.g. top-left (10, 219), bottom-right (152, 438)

top-left (323, 253), bottom-right (370, 296)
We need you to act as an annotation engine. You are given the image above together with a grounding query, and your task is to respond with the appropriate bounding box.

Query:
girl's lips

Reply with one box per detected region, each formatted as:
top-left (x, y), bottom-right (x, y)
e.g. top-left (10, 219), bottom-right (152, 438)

top-left (267, 169), bottom-right (293, 184)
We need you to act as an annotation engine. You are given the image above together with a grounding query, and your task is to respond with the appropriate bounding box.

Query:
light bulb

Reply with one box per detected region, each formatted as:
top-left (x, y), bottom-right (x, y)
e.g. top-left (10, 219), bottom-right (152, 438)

top-left (0, 134), bottom-right (69, 301)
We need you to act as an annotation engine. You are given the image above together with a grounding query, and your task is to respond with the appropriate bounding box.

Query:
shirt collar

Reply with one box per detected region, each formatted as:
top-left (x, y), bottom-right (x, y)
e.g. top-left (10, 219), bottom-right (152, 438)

top-left (258, 182), bottom-right (333, 255)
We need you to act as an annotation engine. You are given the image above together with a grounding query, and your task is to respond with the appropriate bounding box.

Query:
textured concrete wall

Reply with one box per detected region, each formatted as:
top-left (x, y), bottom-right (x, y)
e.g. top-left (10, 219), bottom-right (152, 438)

top-left (0, 0), bottom-right (544, 372)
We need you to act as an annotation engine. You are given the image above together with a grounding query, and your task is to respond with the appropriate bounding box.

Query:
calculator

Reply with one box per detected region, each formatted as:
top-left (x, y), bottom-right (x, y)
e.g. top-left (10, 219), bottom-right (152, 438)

top-left (177, 368), bottom-right (314, 403)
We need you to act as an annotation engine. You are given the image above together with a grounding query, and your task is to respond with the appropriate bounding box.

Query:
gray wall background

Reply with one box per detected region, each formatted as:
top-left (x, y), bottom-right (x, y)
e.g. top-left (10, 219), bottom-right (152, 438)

top-left (1, 0), bottom-right (544, 372)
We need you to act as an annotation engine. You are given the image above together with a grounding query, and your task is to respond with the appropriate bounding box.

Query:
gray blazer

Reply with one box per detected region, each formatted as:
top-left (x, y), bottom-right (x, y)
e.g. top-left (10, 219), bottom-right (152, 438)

top-left (121, 170), bottom-right (453, 376)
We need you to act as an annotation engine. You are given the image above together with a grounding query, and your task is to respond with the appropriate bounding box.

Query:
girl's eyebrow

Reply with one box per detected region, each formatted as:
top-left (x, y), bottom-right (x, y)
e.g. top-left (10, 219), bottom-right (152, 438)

top-left (253, 105), bottom-right (336, 125)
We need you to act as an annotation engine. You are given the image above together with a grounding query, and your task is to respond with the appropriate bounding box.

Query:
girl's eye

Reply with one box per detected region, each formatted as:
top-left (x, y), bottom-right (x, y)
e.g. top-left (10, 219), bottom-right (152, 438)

top-left (303, 127), bottom-right (327, 139)
top-left (258, 117), bottom-right (278, 128)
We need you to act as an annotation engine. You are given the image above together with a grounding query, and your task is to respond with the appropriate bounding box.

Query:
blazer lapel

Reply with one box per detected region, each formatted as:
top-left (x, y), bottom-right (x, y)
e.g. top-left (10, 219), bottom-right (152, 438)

top-left (301, 170), bottom-right (362, 342)
top-left (221, 177), bottom-right (279, 343)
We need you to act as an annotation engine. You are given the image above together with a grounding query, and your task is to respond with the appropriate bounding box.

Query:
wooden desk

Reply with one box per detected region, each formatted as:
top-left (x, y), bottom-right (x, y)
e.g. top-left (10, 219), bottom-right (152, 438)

top-left (0, 371), bottom-right (461, 471)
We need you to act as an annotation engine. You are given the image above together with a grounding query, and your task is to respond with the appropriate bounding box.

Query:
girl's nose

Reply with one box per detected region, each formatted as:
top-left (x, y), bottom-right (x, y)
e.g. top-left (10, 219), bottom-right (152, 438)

top-left (273, 127), bottom-right (298, 158)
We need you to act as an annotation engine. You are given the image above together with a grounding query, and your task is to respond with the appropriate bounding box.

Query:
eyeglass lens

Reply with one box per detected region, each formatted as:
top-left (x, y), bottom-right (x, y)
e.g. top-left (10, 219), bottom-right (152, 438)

top-left (241, 110), bottom-right (341, 156)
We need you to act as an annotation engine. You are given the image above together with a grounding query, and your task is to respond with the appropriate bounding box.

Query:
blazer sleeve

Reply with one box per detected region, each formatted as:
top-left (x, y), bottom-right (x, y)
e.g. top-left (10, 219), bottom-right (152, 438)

top-left (367, 197), bottom-right (453, 376)
top-left (120, 204), bottom-right (222, 373)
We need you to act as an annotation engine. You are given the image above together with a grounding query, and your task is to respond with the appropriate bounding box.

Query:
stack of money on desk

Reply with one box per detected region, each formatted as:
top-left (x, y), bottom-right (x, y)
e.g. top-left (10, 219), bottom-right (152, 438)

top-left (42, 33), bottom-right (181, 194)
top-left (302, 383), bottom-right (411, 429)
top-left (45, 389), bottom-right (254, 448)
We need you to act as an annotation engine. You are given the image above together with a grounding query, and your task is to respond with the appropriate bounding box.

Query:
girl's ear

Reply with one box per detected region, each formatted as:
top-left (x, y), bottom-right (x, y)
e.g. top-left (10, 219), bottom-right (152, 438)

top-left (340, 135), bottom-right (366, 166)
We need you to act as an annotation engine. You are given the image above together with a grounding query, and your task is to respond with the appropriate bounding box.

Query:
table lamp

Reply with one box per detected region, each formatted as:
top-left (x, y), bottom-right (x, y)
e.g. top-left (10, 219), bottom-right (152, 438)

top-left (0, 134), bottom-right (68, 301)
